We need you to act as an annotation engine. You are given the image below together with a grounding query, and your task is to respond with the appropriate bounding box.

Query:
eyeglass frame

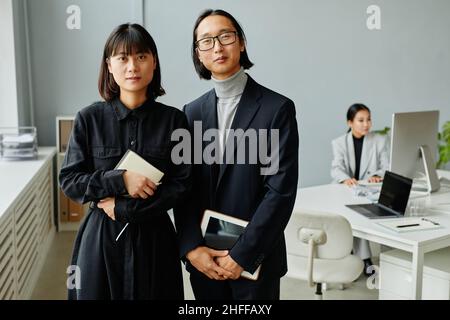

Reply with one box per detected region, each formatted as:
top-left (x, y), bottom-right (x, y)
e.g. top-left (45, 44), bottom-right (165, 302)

top-left (195, 31), bottom-right (239, 51)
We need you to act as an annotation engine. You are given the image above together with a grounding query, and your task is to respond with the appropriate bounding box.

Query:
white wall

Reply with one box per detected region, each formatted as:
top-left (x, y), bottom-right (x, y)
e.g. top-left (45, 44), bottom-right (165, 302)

top-left (10, 0), bottom-right (450, 186)
top-left (26, 0), bottom-right (142, 147)
top-left (146, 0), bottom-right (450, 186)
top-left (0, 0), bottom-right (19, 127)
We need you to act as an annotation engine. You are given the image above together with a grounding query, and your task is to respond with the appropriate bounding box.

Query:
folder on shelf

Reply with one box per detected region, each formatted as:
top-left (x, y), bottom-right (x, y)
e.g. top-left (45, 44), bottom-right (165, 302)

top-left (68, 199), bottom-right (83, 222)
top-left (59, 189), bottom-right (69, 222)
top-left (59, 120), bottom-right (74, 153)
top-left (200, 209), bottom-right (261, 281)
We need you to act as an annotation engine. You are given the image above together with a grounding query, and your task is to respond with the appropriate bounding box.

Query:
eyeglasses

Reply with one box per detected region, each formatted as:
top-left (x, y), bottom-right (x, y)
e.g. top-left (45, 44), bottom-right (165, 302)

top-left (195, 31), bottom-right (238, 51)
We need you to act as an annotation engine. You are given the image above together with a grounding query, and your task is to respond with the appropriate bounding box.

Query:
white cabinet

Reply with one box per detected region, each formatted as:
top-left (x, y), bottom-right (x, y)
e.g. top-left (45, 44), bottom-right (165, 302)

top-left (0, 147), bottom-right (56, 299)
top-left (380, 247), bottom-right (450, 300)
top-left (0, 213), bottom-right (16, 299)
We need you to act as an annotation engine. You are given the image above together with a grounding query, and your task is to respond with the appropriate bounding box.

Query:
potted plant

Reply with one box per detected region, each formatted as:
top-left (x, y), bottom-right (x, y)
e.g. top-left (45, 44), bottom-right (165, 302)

top-left (438, 121), bottom-right (450, 169)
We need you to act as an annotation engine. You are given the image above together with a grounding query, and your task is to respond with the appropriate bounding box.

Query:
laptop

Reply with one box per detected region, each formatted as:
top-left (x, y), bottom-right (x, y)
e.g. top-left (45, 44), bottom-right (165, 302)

top-left (346, 171), bottom-right (413, 219)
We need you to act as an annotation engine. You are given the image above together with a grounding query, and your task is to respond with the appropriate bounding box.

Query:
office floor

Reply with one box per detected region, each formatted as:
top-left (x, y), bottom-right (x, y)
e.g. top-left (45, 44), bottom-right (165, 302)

top-left (31, 231), bottom-right (378, 300)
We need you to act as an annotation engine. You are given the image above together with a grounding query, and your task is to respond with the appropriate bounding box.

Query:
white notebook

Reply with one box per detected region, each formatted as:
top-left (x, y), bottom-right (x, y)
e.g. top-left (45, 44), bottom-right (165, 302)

top-left (115, 149), bottom-right (164, 184)
top-left (377, 217), bottom-right (442, 233)
top-left (114, 150), bottom-right (164, 241)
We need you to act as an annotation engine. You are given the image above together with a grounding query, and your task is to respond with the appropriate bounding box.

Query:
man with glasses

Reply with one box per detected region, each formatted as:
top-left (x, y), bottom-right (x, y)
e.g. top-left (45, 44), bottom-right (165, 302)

top-left (196, 31), bottom-right (238, 51)
top-left (176, 9), bottom-right (299, 300)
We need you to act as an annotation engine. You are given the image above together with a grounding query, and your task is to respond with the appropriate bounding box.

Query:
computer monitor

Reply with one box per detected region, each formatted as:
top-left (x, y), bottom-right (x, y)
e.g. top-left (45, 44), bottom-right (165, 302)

top-left (389, 110), bottom-right (440, 193)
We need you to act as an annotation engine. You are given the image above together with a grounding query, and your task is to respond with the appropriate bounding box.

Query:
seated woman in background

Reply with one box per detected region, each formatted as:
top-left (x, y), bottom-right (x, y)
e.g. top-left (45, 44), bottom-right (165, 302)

top-left (331, 103), bottom-right (389, 276)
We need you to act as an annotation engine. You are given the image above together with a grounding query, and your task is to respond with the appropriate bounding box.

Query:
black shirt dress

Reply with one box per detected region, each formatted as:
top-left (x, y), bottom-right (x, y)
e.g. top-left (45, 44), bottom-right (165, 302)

top-left (59, 98), bottom-right (191, 299)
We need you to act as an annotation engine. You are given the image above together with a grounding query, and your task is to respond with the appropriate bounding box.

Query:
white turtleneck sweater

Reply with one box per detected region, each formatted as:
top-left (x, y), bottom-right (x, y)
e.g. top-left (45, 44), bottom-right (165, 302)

top-left (212, 68), bottom-right (248, 158)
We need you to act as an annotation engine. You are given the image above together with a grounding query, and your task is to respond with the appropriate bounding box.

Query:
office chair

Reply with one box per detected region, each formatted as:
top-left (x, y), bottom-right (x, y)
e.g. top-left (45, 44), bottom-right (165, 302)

top-left (285, 210), bottom-right (364, 299)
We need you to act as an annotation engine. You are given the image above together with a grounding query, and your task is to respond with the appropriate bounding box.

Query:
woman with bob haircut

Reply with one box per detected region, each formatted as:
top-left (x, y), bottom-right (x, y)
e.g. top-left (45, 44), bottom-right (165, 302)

top-left (331, 103), bottom-right (389, 276)
top-left (59, 23), bottom-right (191, 299)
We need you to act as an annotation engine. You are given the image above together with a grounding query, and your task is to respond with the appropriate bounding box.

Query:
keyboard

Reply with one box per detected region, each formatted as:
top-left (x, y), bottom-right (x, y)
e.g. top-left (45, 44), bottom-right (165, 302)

top-left (358, 180), bottom-right (382, 187)
top-left (347, 203), bottom-right (399, 219)
top-left (360, 204), bottom-right (398, 217)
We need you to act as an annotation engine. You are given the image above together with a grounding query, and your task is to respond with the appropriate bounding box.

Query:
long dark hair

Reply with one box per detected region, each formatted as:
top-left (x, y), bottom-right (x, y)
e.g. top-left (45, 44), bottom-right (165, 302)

top-left (192, 9), bottom-right (254, 79)
top-left (98, 23), bottom-right (165, 101)
top-left (346, 103), bottom-right (371, 132)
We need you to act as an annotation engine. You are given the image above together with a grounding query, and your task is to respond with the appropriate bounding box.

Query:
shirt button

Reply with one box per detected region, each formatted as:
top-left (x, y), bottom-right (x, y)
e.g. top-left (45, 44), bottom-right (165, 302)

top-left (130, 140), bottom-right (136, 146)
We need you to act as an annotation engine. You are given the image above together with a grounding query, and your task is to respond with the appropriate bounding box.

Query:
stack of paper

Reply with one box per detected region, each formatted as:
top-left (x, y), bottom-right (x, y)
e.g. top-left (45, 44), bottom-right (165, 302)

top-left (0, 127), bottom-right (37, 159)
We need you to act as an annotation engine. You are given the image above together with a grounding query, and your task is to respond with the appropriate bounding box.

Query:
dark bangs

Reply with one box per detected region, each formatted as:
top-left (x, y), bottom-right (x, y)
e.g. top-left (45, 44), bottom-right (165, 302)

top-left (108, 26), bottom-right (151, 57)
top-left (98, 23), bottom-right (165, 101)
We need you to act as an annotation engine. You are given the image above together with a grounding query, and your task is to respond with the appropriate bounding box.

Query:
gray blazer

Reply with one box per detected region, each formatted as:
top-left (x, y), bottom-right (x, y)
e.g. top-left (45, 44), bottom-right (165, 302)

top-left (331, 132), bottom-right (389, 183)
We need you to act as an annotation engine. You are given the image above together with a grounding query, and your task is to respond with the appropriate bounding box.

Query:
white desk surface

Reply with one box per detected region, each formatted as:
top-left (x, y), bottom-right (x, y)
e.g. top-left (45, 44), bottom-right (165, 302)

top-left (293, 183), bottom-right (450, 249)
top-left (0, 147), bottom-right (56, 219)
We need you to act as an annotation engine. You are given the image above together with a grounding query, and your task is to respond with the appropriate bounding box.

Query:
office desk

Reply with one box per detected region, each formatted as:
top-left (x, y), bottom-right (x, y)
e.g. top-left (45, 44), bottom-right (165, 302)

top-left (291, 183), bottom-right (450, 300)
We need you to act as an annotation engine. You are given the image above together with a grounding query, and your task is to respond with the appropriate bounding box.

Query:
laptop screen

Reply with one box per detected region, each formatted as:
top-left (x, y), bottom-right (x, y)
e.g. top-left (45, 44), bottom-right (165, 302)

top-left (378, 171), bottom-right (413, 213)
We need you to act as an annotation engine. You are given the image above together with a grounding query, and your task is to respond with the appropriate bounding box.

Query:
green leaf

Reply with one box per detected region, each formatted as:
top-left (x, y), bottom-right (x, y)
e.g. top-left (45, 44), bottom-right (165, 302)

top-left (374, 126), bottom-right (391, 135)
top-left (437, 121), bottom-right (450, 168)
top-left (443, 121), bottom-right (450, 143)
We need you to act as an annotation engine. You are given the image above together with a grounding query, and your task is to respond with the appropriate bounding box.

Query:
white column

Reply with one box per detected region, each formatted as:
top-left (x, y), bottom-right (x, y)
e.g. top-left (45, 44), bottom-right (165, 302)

top-left (0, 0), bottom-right (19, 127)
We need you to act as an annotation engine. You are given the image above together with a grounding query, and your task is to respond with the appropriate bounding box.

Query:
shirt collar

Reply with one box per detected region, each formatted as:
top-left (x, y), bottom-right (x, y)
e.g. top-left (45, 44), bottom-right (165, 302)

top-left (112, 98), bottom-right (155, 120)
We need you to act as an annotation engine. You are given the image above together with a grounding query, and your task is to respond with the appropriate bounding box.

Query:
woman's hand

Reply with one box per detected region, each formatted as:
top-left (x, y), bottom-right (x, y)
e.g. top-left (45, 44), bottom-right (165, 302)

top-left (342, 178), bottom-right (358, 186)
top-left (368, 175), bottom-right (383, 183)
top-left (122, 170), bottom-right (158, 199)
top-left (98, 197), bottom-right (116, 220)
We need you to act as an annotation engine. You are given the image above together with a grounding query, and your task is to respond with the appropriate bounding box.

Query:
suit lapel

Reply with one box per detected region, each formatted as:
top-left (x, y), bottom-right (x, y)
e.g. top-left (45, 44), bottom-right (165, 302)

top-left (359, 133), bottom-right (373, 179)
top-left (346, 132), bottom-right (356, 177)
top-left (201, 90), bottom-right (218, 135)
top-left (216, 76), bottom-right (262, 190)
top-left (201, 90), bottom-right (219, 206)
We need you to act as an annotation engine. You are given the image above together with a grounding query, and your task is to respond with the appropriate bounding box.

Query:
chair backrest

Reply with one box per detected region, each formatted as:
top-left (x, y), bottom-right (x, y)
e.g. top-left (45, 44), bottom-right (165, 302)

top-left (286, 210), bottom-right (353, 259)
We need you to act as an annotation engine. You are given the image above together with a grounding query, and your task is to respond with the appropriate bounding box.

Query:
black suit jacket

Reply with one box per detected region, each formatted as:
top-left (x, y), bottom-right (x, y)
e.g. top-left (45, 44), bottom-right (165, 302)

top-left (176, 76), bottom-right (299, 277)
